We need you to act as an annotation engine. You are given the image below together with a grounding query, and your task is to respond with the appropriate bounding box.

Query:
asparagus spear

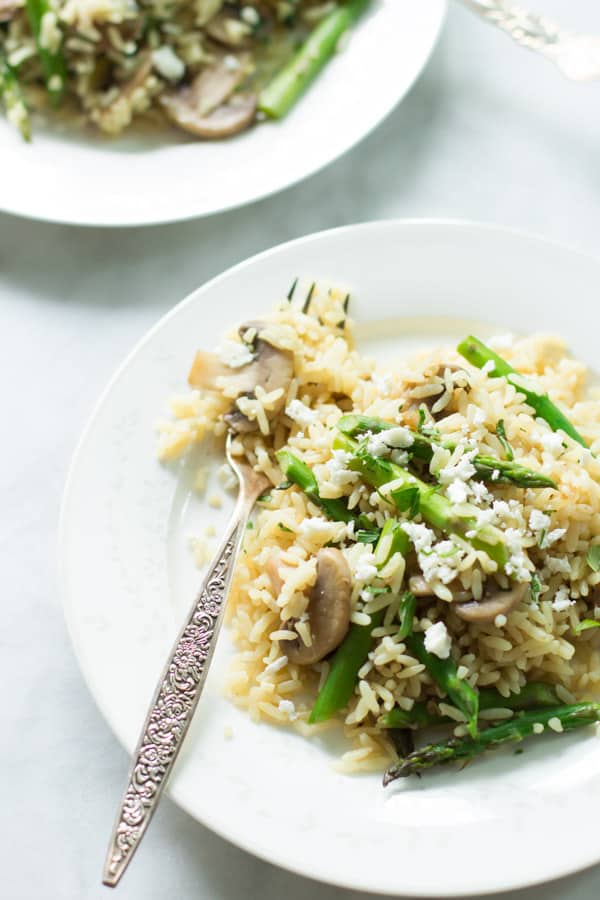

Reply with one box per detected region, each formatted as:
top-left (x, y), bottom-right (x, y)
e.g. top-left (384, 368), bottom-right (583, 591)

top-left (276, 449), bottom-right (371, 527)
top-left (337, 414), bottom-right (556, 489)
top-left (383, 681), bottom-right (560, 729)
top-left (0, 53), bottom-right (31, 140)
top-left (258, 0), bottom-right (370, 119)
top-left (334, 433), bottom-right (509, 568)
top-left (25, 0), bottom-right (67, 107)
top-left (457, 336), bottom-right (587, 448)
top-left (309, 518), bottom-right (409, 723)
top-left (383, 702), bottom-right (600, 783)
top-left (405, 633), bottom-right (480, 739)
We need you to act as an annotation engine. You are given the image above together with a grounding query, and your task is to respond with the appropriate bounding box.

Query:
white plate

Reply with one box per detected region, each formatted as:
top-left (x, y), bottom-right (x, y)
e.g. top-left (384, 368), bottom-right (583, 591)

top-left (60, 221), bottom-right (600, 896)
top-left (0, 1), bottom-right (444, 227)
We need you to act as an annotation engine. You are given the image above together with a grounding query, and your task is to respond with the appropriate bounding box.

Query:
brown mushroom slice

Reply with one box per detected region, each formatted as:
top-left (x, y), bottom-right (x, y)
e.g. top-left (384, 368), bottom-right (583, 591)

top-left (172, 92), bottom-right (256, 140)
top-left (283, 548), bottom-right (352, 666)
top-left (455, 582), bottom-right (528, 624)
top-left (188, 350), bottom-right (232, 389)
top-left (160, 54), bottom-right (254, 137)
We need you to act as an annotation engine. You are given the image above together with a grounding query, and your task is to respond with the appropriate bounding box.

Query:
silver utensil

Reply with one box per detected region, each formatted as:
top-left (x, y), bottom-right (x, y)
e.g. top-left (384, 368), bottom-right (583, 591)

top-left (461, 0), bottom-right (600, 82)
top-left (102, 433), bottom-right (268, 887)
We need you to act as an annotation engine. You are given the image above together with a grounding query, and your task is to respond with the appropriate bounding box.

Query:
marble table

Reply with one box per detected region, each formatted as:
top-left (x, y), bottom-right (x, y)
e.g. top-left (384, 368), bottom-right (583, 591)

top-left (3, 2), bottom-right (600, 898)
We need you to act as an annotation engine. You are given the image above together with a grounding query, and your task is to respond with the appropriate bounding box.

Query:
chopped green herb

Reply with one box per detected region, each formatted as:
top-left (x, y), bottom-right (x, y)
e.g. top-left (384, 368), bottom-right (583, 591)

top-left (390, 484), bottom-right (420, 519)
top-left (286, 277), bottom-right (298, 301)
top-left (417, 408), bottom-right (426, 432)
top-left (258, 492), bottom-right (272, 503)
top-left (495, 419), bottom-right (514, 461)
top-left (276, 480), bottom-right (293, 490)
top-left (397, 591), bottom-right (416, 640)
top-left (343, 293), bottom-right (350, 314)
top-left (538, 529), bottom-right (547, 549)
top-left (530, 574), bottom-right (542, 603)
top-left (365, 586), bottom-right (391, 597)
top-left (246, 521), bottom-right (254, 530)
top-left (302, 282), bottom-right (316, 314)
top-left (278, 522), bottom-right (293, 533)
top-left (587, 545), bottom-right (600, 573)
top-left (573, 618), bottom-right (600, 634)
top-left (356, 529), bottom-right (380, 544)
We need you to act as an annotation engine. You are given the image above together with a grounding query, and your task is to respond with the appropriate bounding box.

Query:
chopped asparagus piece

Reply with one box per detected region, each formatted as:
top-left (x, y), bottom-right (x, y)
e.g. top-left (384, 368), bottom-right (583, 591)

top-left (383, 703), bottom-right (600, 783)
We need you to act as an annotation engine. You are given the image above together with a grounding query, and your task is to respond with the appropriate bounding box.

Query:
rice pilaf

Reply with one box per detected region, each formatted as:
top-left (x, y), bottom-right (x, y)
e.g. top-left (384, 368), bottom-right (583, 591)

top-left (159, 282), bottom-right (600, 774)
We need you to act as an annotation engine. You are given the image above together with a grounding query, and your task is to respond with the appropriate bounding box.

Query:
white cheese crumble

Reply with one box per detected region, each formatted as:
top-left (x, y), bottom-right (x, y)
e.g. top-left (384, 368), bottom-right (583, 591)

top-left (218, 339), bottom-right (254, 368)
top-left (545, 556), bottom-right (571, 576)
top-left (529, 509), bottom-right (551, 533)
top-left (552, 586), bottom-right (574, 612)
top-left (152, 45), bottom-right (185, 81)
top-left (371, 371), bottom-right (393, 395)
top-left (353, 549), bottom-right (378, 583)
top-left (446, 479), bottom-right (469, 504)
top-left (324, 449), bottom-right (359, 487)
top-left (223, 54), bottom-right (241, 70)
top-left (544, 528), bottom-right (566, 547)
top-left (401, 522), bottom-right (434, 553)
top-left (504, 527), bottom-right (530, 582)
top-left (424, 621), bottom-right (452, 659)
top-left (532, 722), bottom-right (544, 735)
top-left (438, 448), bottom-right (477, 485)
top-left (384, 426), bottom-right (414, 449)
top-left (278, 699), bottom-right (297, 720)
top-left (240, 4), bottom-right (260, 24)
top-left (285, 399), bottom-right (317, 427)
top-left (494, 614), bottom-right (507, 628)
top-left (540, 431), bottom-right (564, 454)
top-left (548, 716), bottom-right (563, 733)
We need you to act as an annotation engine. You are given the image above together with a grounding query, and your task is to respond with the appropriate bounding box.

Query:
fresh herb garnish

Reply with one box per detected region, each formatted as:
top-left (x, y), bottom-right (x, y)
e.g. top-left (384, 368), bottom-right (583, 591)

top-left (390, 484), bottom-right (420, 519)
top-left (573, 618), bottom-right (600, 634)
top-left (278, 522), bottom-right (293, 533)
top-left (356, 529), bottom-right (380, 544)
top-left (495, 419), bottom-right (514, 460)
top-left (397, 591), bottom-right (416, 640)
top-left (530, 573), bottom-right (542, 603)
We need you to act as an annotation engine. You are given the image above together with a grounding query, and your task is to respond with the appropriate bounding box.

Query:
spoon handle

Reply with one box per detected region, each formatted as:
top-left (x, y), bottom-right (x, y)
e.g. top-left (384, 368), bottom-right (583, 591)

top-left (102, 484), bottom-right (259, 888)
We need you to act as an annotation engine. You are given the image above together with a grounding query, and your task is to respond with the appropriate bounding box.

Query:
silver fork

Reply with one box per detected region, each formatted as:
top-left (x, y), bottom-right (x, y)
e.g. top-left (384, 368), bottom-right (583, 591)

top-left (462, 0), bottom-right (600, 82)
top-left (102, 432), bottom-right (268, 887)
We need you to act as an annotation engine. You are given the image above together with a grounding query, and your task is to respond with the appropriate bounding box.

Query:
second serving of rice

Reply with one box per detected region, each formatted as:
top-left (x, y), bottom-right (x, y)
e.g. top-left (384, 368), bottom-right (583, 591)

top-left (159, 281), bottom-right (600, 772)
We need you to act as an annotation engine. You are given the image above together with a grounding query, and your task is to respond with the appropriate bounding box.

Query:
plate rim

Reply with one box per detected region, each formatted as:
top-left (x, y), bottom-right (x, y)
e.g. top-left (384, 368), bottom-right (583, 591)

top-left (59, 218), bottom-right (600, 895)
top-left (0, 1), bottom-right (446, 228)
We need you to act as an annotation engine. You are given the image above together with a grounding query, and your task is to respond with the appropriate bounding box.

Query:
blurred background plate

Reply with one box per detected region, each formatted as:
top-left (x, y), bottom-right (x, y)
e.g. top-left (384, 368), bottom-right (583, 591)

top-left (0, 1), bottom-right (445, 227)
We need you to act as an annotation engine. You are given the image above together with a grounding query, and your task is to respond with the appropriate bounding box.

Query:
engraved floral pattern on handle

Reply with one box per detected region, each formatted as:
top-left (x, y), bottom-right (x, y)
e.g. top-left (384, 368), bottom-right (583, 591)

top-left (103, 519), bottom-right (243, 886)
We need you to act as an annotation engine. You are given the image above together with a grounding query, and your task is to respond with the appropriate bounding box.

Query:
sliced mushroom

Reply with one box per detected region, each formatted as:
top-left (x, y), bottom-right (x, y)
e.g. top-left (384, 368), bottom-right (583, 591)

top-left (160, 55), bottom-right (256, 139)
top-left (454, 582), bottom-right (528, 624)
top-left (223, 324), bottom-right (294, 433)
top-left (282, 548), bottom-right (352, 666)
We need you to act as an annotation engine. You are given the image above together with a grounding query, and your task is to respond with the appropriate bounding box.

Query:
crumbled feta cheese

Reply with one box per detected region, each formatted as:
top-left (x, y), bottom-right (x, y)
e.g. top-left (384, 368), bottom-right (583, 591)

top-left (285, 399), bottom-right (317, 427)
top-left (545, 528), bottom-right (566, 547)
top-left (439, 448), bottom-right (477, 485)
top-left (504, 527), bottom-right (530, 581)
top-left (475, 507), bottom-right (495, 529)
top-left (223, 54), bottom-right (241, 70)
top-left (494, 614), bottom-right (507, 628)
top-left (529, 509), bottom-right (551, 533)
top-left (218, 339), bottom-right (254, 368)
top-left (353, 550), bottom-right (378, 583)
top-left (548, 716), bottom-right (563, 733)
top-left (298, 518), bottom-right (346, 544)
top-left (491, 469), bottom-right (500, 481)
top-left (447, 479), bottom-right (469, 504)
top-left (470, 481), bottom-right (492, 503)
top-left (540, 431), bottom-right (564, 454)
top-left (241, 4), bottom-right (260, 25)
top-left (152, 45), bottom-right (185, 81)
top-left (552, 586), bottom-right (574, 612)
top-left (401, 522), bottom-right (434, 553)
top-left (424, 621), bottom-right (452, 659)
top-left (383, 426), bottom-right (414, 449)
top-left (532, 722), bottom-right (544, 735)
top-left (390, 449), bottom-right (409, 466)
top-left (325, 450), bottom-right (359, 487)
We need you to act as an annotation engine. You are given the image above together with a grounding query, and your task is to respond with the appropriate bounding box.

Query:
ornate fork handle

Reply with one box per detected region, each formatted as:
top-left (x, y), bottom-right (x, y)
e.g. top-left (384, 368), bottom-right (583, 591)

top-left (461, 0), bottom-right (562, 53)
top-left (102, 481), bottom-right (262, 887)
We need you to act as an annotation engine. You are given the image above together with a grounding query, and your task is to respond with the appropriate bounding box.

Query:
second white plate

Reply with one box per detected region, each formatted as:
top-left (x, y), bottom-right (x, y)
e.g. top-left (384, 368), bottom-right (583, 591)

top-left (0, 1), bottom-right (444, 226)
top-left (60, 221), bottom-right (600, 895)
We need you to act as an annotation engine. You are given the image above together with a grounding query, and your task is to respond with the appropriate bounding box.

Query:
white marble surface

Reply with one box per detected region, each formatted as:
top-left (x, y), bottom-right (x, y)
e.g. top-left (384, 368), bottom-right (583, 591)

top-left (3, 2), bottom-right (600, 898)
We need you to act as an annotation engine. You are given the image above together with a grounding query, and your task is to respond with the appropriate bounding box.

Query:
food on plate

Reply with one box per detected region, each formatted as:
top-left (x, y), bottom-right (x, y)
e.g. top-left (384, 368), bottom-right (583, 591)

top-left (0, 0), bottom-right (368, 140)
top-left (159, 281), bottom-right (600, 782)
